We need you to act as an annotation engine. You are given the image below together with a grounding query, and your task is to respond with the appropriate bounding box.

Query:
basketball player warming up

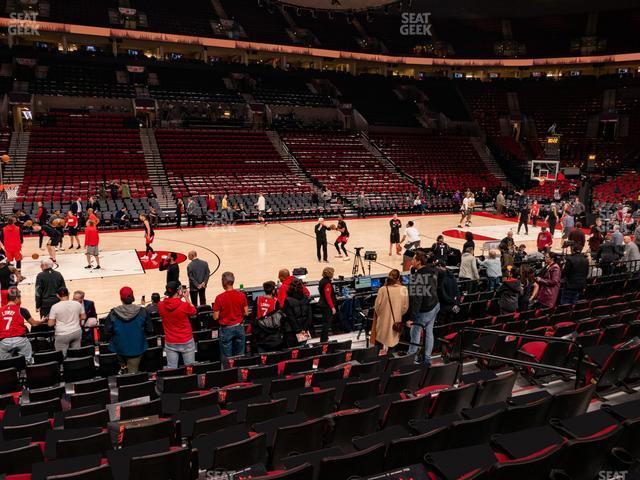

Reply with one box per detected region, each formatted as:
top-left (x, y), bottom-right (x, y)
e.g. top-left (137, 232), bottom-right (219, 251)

top-left (66, 210), bottom-right (81, 249)
top-left (140, 214), bottom-right (156, 260)
top-left (333, 215), bottom-right (350, 261)
top-left (389, 214), bottom-right (402, 256)
top-left (32, 222), bottom-right (62, 264)
top-left (0, 217), bottom-right (23, 270)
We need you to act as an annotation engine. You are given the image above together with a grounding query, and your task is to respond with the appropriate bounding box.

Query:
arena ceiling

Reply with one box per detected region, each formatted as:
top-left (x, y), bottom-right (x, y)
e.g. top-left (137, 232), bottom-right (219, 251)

top-left (271, 0), bottom-right (639, 17)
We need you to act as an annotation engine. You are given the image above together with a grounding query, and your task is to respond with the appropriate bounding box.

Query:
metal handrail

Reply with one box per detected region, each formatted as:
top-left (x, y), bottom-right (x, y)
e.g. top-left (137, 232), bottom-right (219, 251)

top-left (457, 326), bottom-right (585, 389)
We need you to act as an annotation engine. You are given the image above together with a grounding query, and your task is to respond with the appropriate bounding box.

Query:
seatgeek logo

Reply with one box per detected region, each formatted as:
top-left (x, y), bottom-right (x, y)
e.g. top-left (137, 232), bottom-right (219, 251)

top-left (8, 12), bottom-right (40, 36)
top-left (400, 12), bottom-right (432, 36)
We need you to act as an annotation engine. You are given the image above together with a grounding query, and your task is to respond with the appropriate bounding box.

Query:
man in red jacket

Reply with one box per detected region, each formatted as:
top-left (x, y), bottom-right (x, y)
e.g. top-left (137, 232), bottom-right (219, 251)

top-left (158, 281), bottom-right (197, 368)
top-left (1, 217), bottom-right (23, 270)
top-left (84, 220), bottom-right (101, 270)
top-left (536, 226), bottom-right (554, 253)
top-left (277, 268), bottom-right (310, 308)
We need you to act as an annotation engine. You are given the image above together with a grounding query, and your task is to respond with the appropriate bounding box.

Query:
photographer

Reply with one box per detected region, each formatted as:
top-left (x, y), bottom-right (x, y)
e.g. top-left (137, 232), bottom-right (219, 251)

top-left (560, 244), bottom-right (589, 305)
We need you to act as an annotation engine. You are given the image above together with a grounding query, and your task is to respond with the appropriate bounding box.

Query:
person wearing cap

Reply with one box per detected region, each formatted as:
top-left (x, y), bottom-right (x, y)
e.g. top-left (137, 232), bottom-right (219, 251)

top-left (158, 281), bottom-right (197, 368)
top-left (213, 272), bottom-right (249, 358)
top-left (314, 218), bottom-right (329, 262)
top-left (47, 287), bottom-right (86, 357)
top-left (0, 289), bottom-right (43, 362)
top-left (35, 258), bottom-right (66, 323)
top-left (104, 287), bottom-right (154, 374)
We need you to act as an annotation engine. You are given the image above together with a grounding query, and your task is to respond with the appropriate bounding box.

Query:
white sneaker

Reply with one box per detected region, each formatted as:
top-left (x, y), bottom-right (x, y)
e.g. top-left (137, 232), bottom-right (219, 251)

top-left (151, 253), bottom-right (158, 260)
top-left (140, 255), bottom-right (149, 261)
top-left (343, 257), bottom-right (350, 261)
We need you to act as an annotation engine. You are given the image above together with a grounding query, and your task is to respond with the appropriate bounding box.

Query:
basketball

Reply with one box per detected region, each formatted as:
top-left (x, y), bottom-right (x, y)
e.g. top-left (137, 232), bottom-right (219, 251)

top-left (1, 154), bottom-right (10, 164)
top-left (52, 218), bottom-right (65, 227)
top-left (31, 253), bottom-right (39, 260)
top-left (24, 220), bottom-right (33, 227)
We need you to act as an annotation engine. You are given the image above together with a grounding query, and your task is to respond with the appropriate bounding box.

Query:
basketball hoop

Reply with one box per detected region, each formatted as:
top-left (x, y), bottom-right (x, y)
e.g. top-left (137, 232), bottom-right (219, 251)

top-left (0, 184), bottom-right (19, 199)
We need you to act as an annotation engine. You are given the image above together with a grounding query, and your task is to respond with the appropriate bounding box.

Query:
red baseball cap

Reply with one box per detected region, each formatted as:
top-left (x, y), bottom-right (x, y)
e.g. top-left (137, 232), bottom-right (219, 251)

top-left (120, 286), bottom-right (134, 301)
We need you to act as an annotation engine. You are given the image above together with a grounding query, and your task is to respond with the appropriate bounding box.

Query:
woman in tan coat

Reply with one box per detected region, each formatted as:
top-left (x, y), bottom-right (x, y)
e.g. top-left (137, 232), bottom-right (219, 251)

top-left (372, 269), bottom-right (409, 352)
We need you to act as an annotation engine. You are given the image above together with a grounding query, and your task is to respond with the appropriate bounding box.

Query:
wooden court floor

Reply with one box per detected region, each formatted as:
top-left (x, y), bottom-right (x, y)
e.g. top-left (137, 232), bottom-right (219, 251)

top-left (16, 213), bottom-right (554, 317)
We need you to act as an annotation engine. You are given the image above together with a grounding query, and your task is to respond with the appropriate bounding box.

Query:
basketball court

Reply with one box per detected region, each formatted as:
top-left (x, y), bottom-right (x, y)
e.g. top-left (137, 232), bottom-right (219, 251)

top-left (15, 212), bottom-right (554, 316)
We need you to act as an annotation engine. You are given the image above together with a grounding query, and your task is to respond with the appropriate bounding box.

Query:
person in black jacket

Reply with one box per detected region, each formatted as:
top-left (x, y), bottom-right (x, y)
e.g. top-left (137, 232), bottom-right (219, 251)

top-left (560, 246), bottom-right (589, 305)
top-left (34, 258), bottom-right (66, 324)
top-left (317, 267), bottom-right (336, 343)
top-left (497, 274), bottom-right (522, 314)
top-left (282, 277), bottom-right (312, 347)
top-left (314, 218), bottom-right (329, 262)
top-left (598, 236), bottom-right (621, 275)
top-left (436, 262), bottom-right (459, 324)
top-left (407, 251), bottom-right (440, 366)
top-left (159, 252), bottom-right (180, 285)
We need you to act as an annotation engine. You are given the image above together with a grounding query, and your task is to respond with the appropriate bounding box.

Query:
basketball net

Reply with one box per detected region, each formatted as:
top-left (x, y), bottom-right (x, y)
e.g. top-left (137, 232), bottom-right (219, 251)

top-left (0, 184), bottom-right (19, 199)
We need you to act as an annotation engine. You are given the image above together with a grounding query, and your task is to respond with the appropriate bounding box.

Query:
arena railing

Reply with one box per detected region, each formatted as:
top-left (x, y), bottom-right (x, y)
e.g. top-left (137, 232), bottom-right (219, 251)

top-left (456, 326), bottom-right (586, 389)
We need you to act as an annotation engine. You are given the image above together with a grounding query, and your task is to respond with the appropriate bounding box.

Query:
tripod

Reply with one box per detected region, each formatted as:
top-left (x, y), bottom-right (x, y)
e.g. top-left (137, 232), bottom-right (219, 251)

top-left (352, 247), bottom-right (366, 276)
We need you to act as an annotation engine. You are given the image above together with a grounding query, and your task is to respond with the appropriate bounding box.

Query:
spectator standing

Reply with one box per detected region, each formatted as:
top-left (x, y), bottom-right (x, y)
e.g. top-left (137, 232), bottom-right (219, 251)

top-left (277, 269), bottom-right (310, 308)
top-left (497, 273), bottom-right (522, 314)
top-left (356, 191), bottom-right (367, 218)
top-left (537, 226), bottom-right (554, 253)
top-left (158, 281), bottom-right (197, 368)
top-left (282, 277), bottom-right (312, 348)
top-left (186, 250), bottom-right (210, 306)
top-left (588, 226), bottom-right (605, 259)
top-left (372, 269), bottom-right (408, 352)
top-left (176, 198), bottom-right (184, 229)
top-left (0, 289), bottom-right (42, 362)
top-left (495, 191), bottom-right (506, 215)
top-left (144, 292), bottom-right (161, 317)
top-left (104, 287), bottom-right (153, 374)
top-left (206, 194), bottom-right (217, 224)
top-left (213, 272), bottom-right (249, 359)
top-left (612, 225), bottom-right (624, 247)
top-left (35, 258), bottom-right (66, 321)
top-left (568, 222), bottom-right (586, 252)
top-left (459, 247), bottom-right (480, 285)
top-left (463, 231), bottom-right (475, 255)
top-left (120, 181), bottom-right (131, 200)
top-left (517, 204), bottom-right (530, 235)
top-left (519, 265), bottom-right (539, 310)
top-left (536, 253), bottom-right (561, 309)
top-left (186, 197), bottom-right (197, 228)
top-left (406, 251), bottom-right (440, 366)
top-left (499, 231), bottom-right (516, 267)
top-left (479, 250), bottom-right (502, 291)
top-left (623, 236), bottom-right (640, 272)
top-left (317, 267), bottom-right (336, 343)
top-left (560, 246), bottom-right (589, 305)
top-left (562, 212), bottom-right (575, 240)
top-left (47, 287), bottom-right (85, 357)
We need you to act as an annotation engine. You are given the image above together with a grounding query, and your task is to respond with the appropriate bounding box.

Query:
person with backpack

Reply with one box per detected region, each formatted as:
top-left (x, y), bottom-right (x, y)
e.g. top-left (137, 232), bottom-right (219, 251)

top-left (282, 277), bottom-right (312, 348)
top-left (251, 281), bottom-right (283, 352)
top-left (104, 286), bottom-right (154, 374)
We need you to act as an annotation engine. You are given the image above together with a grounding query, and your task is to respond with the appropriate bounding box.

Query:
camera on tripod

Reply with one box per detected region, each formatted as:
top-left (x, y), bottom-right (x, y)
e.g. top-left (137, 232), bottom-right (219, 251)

top-left (364, 251), bottom-right (377, 261)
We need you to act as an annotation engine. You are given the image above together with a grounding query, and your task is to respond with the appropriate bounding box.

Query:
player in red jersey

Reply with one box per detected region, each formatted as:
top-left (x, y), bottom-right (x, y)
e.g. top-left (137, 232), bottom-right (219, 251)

top-left (66, 210), bottom-right (81, 250)
top-left (0, 217), bottom-right (23, 270)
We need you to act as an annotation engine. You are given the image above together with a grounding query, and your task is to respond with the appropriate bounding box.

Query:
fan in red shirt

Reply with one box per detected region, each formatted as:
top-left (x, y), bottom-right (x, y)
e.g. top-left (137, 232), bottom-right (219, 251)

top-left (254, 281), bottom-right (277, 319)
top-left (1, 217), bottom-right (23, 269)
top-left (66, 210), bottom-right (81, 250)
top-left (537, 226), bottom-right (554, 253)
top-left (213, 272), bottom-right (249, 359)
top-left (84, 220), bottom-right (101, 270)
top-left (0, 289), bottom-right (43, 362)
top-left (277, 269), bottom-right (310, 308)
top-left (86, 208), bottom-right (100, 227)
top-left (158, 281), bottom-right (197, 368)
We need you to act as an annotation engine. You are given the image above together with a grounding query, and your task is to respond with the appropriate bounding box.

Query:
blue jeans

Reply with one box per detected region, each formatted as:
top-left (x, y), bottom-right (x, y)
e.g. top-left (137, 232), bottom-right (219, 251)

top-left (560, 289), bottom-right (581, 306)
top-left (165, 338), bottom-right (196, 369)
top-left (219, 324), bottom-right (245, 359)
top-left (408, 304), bottom-right (440, 366)
top-left (487, 277), bottom-right (500, 292)
top-left (0, 336), bottom-right (32, 362)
